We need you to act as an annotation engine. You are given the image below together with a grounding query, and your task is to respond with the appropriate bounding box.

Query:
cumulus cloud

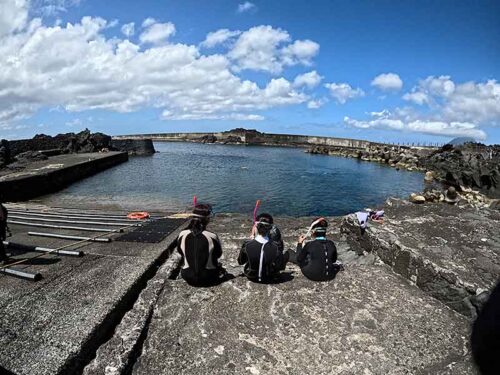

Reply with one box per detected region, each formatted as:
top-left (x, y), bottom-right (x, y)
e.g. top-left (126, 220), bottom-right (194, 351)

top-left (237, 2), bottom-right (256, 13)
top-left (371, 73), bottom-right (403, 92)
top-left (200, 29), bottom-right (241, 48)
top-left (121, 22), bottom-right (135, 38)
top-left (324, 83), bottom-right (364, 104)
top-left (0, 14), bottom-right (310, 129)
top-left (307, 98), bottom-right (327, 109)
top-left (280, 39), bottom-right (320, 67)
top-left (403, 75), bottom-right (455, 105)
top-left (0, 0), bottom-right (29, 37)
top-left (227, 25), bottom-right (320, 74)
top-left (403, 76), bottom-right (500, 127)
top-left (293, 71), bottom-right (322, 89)
top-left (344, 109), bottom-right (487, 140)
top-left (32, 0), bottom-right (82, 17)
top-left (139, 21), bottom-right (176, 45)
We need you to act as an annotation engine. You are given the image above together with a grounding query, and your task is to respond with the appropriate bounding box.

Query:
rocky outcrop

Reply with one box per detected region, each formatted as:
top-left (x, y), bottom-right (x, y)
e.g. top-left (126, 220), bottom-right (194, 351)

top-left (0, 139), bottom-right (12, 168)
top-left (7, 129), bottom-right (113, 158)
top-left (111, 139), bottom-right (156, 155)
top-left (420, 143), bottom-right (500, 198)
top-left (308, 144), bottom-right (431, 171)
top-left (198, 134), bottom-right (217, 143)
top-left (341, 198), bottom-right (500, 318)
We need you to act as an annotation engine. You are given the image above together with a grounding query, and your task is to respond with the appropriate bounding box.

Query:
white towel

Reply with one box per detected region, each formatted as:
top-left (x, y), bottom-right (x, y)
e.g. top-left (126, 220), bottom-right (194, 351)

top-left (356, 212), bottom-right (369, 229)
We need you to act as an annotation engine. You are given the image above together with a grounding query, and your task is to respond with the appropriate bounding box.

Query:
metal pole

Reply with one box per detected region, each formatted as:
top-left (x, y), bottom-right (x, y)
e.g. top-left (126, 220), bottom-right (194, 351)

top-left (8, 210), bottom-right (142, 223)
top-left (6, 207), bottom-right (137, 219)
top-left (3, 241), bottom-right (84, 257)
top-left (7, 220), bottom-right (122, 233)
top-left (8, 215), bottom-right (137, 227)
top-left (28, 232), bottom-right (112, 242)
top-left (0, 267), bottom-right (42, 281)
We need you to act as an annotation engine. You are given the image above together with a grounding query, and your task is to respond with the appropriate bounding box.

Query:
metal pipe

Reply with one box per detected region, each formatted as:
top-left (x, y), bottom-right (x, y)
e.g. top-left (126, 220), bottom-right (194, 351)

top-left (0, 267), bottom-right (42, 281)
top-left (7, 220), bottom-right (122, 233)
top-left (8, 215), bottom-right (137, 227)
top-left (8, 209), bottom-right (136, 220)
top-left (8, 210), bottom-right (142, 223)
top-left (28, 232), bottom-right (112, 242)
top-left (3, 241), bottom-right (84, 257)
top-left (7, 206), bottom-right (134, 219)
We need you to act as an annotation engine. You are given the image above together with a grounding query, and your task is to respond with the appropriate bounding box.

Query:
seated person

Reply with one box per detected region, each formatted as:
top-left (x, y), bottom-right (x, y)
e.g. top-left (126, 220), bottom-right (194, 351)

top-left (175, 203), bottom-right (224, 287)
top-left (0, 196), bottom-right (12, 264)
top-left (287, 218), bottom-right (341, 282)
top-left (238, 213), bottom-right (286, 283)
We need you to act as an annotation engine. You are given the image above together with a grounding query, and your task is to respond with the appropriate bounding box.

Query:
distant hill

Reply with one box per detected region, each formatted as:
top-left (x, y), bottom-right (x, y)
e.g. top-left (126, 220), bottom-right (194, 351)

top-left (447, 137), bottom-right (476, 146)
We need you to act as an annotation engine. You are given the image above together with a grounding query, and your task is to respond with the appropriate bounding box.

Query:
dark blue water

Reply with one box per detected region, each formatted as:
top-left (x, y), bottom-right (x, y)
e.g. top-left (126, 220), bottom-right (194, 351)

top-left (44, 142), bottom-right (423, 216)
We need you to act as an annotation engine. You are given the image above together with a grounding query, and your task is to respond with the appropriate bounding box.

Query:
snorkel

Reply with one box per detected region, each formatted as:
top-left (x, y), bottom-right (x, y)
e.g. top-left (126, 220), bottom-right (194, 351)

top-left (250, 200), bottom-right (261, 238)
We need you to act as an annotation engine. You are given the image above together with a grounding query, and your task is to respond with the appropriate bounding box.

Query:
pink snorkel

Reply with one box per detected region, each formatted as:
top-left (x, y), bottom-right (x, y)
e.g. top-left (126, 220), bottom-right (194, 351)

top-left (193, 195), bottom-right (197, 207)
top-left (251, 199), bottom-right (261, 238)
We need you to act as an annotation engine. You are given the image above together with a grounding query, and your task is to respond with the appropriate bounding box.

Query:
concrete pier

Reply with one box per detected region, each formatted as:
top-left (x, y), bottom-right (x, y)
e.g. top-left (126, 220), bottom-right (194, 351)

top-left (0, 204), bottom-right (185, 375)
top-left (0, 152), bottom-right (128, 201)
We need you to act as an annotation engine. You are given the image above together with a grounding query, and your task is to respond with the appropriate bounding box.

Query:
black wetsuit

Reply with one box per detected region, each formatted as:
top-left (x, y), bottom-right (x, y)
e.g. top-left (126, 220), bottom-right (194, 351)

top-left (0, 204), bottom-right (7, 261)
top-left (238, 236), bottom-right (286, 282)
top-left (471, 280), bottom-right (500, 374)
top-left (295, 238), bottom-right (338, 281)
top-left (176, 229), bottom-right (222, 286)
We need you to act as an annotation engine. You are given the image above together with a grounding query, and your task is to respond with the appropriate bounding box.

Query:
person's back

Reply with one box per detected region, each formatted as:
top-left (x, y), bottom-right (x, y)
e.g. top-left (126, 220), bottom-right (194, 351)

top-left (293, 218), bottom-right (340, 282)
top-left (238, 213), bottom-right (285, 283)
top-left (297, 238), bottom-right (338, 282)
top-left (0, 199), bottom-right (9, 263)
top-left (176, 203), bottom-right (223, 286)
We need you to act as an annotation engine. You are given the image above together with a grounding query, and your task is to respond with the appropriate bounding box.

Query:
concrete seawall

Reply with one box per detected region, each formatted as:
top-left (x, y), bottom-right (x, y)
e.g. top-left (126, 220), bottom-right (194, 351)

top-left (0, 152), bottom-right (128, 202)
top-left (111, 139), bottom-right (156, 155)
top-left (113, 130), bottom-right (383, 150)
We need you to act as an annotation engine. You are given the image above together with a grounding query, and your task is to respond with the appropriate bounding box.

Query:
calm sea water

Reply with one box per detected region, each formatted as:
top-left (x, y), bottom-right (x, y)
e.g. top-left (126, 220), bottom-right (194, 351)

top-left (42, 142), bottom-right (423, 216)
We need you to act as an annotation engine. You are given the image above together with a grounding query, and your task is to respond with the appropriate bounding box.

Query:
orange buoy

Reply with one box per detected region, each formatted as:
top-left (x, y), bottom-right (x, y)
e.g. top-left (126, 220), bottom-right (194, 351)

top-left (127, 212), bottom-right (150, 220)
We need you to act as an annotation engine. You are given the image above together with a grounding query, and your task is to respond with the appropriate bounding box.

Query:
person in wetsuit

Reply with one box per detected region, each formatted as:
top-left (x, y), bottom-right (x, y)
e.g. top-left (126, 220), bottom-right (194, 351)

top-left (175, 203), bottom-right (225, 287)
top-left (0, 195), bottom-right (11, 264)
top-left (471, 280), bottom-right (500, 374)
top-left (238, 213), bottom-right (286, 283)
top-left (287, 218), bottom-right (341, 282)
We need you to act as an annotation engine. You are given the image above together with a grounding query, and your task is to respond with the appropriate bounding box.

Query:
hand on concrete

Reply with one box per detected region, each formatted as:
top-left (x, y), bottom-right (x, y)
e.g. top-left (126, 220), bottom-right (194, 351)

top-left (298, 235), bottom-right (306, 244)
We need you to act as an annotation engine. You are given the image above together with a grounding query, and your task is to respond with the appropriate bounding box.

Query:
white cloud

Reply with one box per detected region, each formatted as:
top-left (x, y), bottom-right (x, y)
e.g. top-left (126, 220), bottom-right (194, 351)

top-left (0, 16), bottom-right (310, 129)
top-left (344, 110), bottom-right (486, 140)
top-left (307, 98), bottom-right (327, 109)
top-left (32, 0), bottom-right (82, 17)
top-left (200, 29), bottom-right (241, 48)
top-left (237, 2), bottom-right (256, 13)
top-left (121, 22), bottom-right (135, 38)
top-left (139, 21), bottom-right (176, 45)
top-left (403, 76), bottom-right (500, 127)
top-left (281, 40), bottom-right (319, 67)
top-left (141, 17), bottom-right (156, 28)
top-left (293, 71), bottom-right (322, 89)
top-left (403, 75), bottom-right (455, 105)
top-left (443, 80), bottom-right (500, 125)
top-left (324, 83), bottom-right (364, 104)
top-left (371, 73), bottom-right (403, 91)
top-left (228, 26), bottom-right (320, 74)
top-left (0, 0), bottom-right (29, 37)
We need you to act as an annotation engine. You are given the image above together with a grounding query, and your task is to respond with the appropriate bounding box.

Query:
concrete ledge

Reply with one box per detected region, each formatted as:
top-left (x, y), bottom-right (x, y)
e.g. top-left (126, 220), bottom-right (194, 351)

top-left (0, 152), bottom-right (128, 201)
top-left (83, 254), bottom-right (181, 375)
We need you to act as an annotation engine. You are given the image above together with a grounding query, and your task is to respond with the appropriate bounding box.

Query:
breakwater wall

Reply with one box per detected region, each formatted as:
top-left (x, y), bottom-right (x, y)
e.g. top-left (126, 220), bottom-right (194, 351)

top-left (110, 139), bottom-right (155, 155)
top-left (113, 130), bottom-right (382, 150)
top-left (0, 152), bottom-right (128, 201)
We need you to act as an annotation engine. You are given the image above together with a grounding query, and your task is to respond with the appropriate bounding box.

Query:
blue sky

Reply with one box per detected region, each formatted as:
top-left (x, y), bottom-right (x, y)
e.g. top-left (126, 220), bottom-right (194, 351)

top-left (0, 0), bottom-right (499, 144)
